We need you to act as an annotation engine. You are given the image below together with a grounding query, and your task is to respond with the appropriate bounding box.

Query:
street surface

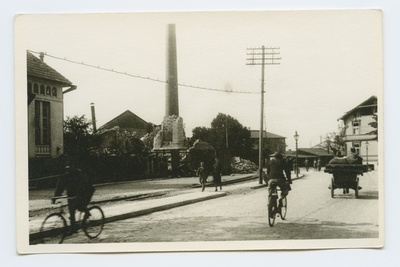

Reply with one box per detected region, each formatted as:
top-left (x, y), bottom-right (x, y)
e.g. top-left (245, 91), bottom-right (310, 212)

top-left (59, 169), bottom-right (379, 243)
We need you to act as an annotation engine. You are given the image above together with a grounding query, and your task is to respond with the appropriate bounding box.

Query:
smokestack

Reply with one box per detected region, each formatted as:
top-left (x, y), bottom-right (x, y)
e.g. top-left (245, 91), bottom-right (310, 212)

top-left (39, 52), bottom-right (44, 62)
top-left (165, 24), bottom-right (179, 117)
top-left (90, 103), bottom-right (97, 133)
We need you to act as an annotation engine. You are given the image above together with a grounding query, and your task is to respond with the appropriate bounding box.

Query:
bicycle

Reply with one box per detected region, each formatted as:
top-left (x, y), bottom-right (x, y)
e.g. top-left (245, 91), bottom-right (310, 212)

top-left (39, 196), bottom-right (105, 244)
top-left (268, 181), bottom-right (287, 227)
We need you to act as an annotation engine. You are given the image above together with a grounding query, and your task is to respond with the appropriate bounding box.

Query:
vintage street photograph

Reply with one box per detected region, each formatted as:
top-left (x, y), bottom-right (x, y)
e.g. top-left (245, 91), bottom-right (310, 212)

top-left (15, 10), bottom-right (383, 253)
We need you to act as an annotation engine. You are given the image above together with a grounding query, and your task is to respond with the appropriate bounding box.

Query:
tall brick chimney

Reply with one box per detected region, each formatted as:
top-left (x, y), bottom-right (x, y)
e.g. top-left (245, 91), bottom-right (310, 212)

top-left (165, 24), bottom-right (179, 117)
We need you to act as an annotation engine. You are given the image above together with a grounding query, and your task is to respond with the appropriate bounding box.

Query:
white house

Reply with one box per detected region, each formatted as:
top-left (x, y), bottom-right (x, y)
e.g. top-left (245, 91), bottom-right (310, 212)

top-left (338, 96), bottom-right (378, 167)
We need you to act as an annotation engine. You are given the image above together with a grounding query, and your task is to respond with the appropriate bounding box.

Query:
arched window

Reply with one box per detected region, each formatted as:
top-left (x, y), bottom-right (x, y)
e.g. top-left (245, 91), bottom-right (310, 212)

top-left (40, 85), bottom-right (45, 95)
top-left (52, 87), bottom-right (57, 97)
top-left (33, 83), bottom-right (39, 94)
top-left (46, 86), bottom-right (51, 95)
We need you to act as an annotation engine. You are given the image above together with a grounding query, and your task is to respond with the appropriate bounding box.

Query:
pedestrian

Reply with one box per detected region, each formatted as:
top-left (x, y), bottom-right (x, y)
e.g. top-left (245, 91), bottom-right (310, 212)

top-left (317, 158), bottom-right (321, 172)
top-left (313, 159), bottom-right (317, 171)
top-left (304, 158), bottom-right (309, 172)
top-left (196, 161), bottom-right (208, 192)
top-left (212, 158), bottom-right (222, 191)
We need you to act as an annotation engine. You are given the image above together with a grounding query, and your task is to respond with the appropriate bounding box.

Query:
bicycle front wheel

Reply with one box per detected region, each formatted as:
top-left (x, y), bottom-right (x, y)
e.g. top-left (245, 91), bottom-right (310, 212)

top-left (39, 213), bottom-right (67, 244)
top-left (268, 198), bottom-right (277, 227)
top-left (280, 197), bottom-right (287, 220)
top-left (82, 206), bottom-right (105, 239)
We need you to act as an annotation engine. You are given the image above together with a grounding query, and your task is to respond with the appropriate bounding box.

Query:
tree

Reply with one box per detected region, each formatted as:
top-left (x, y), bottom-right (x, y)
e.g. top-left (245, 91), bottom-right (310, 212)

top-left (63, 115), bottom-right (94, 157)
top-left (368, 113), bottom-right (378, 140)
top-left (324, 125), bottom-right (347, 156)
top-left (191, 113), bottom-right (252, 158)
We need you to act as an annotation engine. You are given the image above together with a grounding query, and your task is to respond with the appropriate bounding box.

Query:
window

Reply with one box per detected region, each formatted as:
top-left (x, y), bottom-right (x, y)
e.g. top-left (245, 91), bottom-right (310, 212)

top-left (33, 83), bottom-right (39, 94)
top-left (352, 143), bottom-right (360, 154)
top-left (352, 120), bottom-right (360, 135)
top-left (52, 87), bottom-right (57, 97)
top-left (35, 101), bottom-right (51, 145)
top-left (46, 86), bottom-right (51, 95)
top-left (40, 85), bottom-right (45, 95)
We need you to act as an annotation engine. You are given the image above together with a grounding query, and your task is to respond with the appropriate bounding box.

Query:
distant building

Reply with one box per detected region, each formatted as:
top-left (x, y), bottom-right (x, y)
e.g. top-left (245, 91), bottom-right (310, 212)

top-left (285, 147), bottom-right (335, 167)
top-left (27, 51), bottom-right (77, 158)
top-left (97, 110), bottom-right (151, 137)
top-left (338, 95), bottom-right (378, 166)
top-left (250, 130), bottom-right (286, 154)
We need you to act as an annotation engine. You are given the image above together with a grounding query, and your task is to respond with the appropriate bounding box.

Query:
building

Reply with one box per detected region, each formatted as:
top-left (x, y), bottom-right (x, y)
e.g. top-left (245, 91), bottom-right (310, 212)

top-left (27, 51), bottom-right (77, 158)
top-left (250, 130), bottom-right (286, 154)
top-left (338, 96), bottom-right (378, 166)
top-left (97, 110), bottom-right (151, 137)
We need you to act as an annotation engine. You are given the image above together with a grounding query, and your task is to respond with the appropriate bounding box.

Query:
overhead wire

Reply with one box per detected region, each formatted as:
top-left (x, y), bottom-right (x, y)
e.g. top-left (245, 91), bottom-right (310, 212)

top-left (27, 50), bottom-right (258, 95)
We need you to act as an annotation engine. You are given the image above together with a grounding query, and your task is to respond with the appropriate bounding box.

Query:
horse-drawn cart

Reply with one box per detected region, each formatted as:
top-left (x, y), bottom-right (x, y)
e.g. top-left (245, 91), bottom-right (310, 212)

top-left (324, 164), bottom-right (369, 198)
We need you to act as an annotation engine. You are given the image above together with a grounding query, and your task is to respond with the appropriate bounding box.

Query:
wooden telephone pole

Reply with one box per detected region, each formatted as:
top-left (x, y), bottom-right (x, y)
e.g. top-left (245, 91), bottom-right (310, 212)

top-left (246, 46), bottom-right (281, 184)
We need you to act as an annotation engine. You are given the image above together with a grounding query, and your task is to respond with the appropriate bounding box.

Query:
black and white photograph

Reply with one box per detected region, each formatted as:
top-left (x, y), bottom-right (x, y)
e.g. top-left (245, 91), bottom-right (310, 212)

top-left (14, 10), bottom-right (384, 254)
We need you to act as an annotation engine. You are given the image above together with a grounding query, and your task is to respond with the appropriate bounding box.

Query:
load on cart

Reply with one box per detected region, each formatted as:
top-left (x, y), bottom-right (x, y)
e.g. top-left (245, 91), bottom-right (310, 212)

top-left (324, 148), bottom-right (369, 199)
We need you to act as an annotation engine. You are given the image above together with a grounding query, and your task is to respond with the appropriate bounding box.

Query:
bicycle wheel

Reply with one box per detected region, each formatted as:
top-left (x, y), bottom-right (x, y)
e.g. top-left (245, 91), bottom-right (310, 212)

top-left (39, 213), bottom-right (67, 244)
top-left (82, 206), bottom-right (105, 239)
top-left (280, 197), bottom-right (287, 220)
top-left (268, 197), bottom-right (277, 227)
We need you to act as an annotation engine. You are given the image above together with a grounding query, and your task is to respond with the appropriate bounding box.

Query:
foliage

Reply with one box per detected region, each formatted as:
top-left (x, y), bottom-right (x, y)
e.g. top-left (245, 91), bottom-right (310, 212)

top-left (191, 113), bottom-right (252, 158)
top-left (324, 125), bottom-right (347, 156)
top-left (368, 114), bottom-right (378, 140)
top-left (63, 115), bottom-right (96, 157)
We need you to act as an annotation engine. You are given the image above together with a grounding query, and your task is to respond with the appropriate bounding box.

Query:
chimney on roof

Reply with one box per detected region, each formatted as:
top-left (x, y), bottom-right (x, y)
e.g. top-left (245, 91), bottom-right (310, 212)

top-left (39, 52), bottom-right (44, 62)
top-left (90, 103), bottom-right (97, 133)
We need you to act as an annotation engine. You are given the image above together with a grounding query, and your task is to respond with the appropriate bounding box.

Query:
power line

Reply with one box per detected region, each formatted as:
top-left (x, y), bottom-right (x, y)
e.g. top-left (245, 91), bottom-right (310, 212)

top-left (28, 50), bottom-right (258, 95)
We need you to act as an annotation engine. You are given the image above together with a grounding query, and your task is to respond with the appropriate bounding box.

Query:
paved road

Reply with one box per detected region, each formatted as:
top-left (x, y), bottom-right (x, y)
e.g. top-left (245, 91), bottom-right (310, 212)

top-left (59, 169), bottom-right (379, 244)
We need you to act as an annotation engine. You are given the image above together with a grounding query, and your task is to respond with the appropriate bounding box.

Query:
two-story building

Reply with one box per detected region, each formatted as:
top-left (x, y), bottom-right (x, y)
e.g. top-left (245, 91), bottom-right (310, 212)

top-left (250, 130), bottom-right (286, 154)
top-left (338, 95), bottom-right (378, 167)
top-left (27, 51), bottom-right (77, 158)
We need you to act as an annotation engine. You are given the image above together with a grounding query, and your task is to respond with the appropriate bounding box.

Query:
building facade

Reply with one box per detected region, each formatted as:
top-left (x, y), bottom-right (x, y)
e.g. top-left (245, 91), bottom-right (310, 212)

top-left (250, 130), bottom-right (286, 154)
top-left (338, 96), bottom-right (378, 166)
top-left (27, 51), bottom-right (76, 158)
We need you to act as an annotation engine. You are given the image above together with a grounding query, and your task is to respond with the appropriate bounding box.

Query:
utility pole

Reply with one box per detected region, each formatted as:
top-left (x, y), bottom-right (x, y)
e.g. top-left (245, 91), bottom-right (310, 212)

top-left (246, 46), bottom-right (281, 184)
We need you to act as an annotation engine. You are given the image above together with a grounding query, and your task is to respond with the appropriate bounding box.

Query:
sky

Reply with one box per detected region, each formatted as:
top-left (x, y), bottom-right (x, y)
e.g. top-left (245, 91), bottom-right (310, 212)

top-left (15, 10), bottom-right (381, 151)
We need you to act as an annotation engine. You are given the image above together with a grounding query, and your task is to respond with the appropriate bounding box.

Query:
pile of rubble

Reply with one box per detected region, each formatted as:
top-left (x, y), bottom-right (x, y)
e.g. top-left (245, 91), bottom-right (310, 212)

top-left (231, 157), bottom-right (258, 173)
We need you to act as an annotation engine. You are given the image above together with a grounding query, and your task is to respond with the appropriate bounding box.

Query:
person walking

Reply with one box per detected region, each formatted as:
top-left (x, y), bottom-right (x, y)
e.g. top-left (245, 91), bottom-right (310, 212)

top-left (197, 162), bottom-right (208, 192)
top-left (317, 158), bottom-right (321, 172)
top-left (212, 158), bottom-right (222, 191)
top-left (313, 159), bottom-right (317, 171)
top-left (304, 158), bottom-right (309, 172)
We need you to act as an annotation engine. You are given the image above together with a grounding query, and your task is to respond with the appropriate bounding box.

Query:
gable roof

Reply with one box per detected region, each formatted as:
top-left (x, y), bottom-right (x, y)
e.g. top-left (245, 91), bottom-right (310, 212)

top-left (98, 110), bottom-right (149, 131)
top-left (250, 130), bottom-right (285, 139)
top-left (338, 95), bottom-right (377, 121)
top-left (27, 51), bottom-right (72, 86)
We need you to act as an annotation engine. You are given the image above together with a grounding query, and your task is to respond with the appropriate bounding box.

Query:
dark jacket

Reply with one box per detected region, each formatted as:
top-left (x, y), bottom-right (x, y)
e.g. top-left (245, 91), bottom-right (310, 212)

top-left (267, 157), bottom-right (292, 183)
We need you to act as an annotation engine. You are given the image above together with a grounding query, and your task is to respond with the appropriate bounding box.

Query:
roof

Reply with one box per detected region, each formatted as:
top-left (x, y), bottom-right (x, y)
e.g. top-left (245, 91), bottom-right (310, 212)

top-left (285, 148), bottom-right (334, 158)
top-left (27, 51), bottom-right (72, 86)
top-left (250, 130), bottom-right (285, 139)
top-left (338, 96), bottom-right (377, 121)
top-left (98, 110), bottom-right (149, 131)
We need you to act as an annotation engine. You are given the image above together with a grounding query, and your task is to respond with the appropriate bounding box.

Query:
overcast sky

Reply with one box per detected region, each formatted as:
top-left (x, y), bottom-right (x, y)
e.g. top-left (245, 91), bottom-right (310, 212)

top-left (16, 10), bottom-right (381, 150)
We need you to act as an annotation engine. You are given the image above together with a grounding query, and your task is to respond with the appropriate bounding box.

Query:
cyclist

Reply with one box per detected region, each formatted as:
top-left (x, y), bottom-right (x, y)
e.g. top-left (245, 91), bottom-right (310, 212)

top-left (52, 155), bottom-right (95, 234)
top-left (266, 152), bottom-right (292, 212)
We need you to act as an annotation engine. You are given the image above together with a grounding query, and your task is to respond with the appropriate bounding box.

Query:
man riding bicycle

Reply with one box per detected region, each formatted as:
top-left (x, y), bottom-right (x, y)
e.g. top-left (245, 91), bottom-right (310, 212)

top-left (52, 154), bottom-right (95, 234)
top-left (266, 152), bottom-right (292, 210)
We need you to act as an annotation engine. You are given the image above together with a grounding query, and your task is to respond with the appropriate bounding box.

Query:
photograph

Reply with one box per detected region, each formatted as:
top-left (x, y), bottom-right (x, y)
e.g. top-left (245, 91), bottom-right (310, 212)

top-left (14, 10), bottom-right (383, 254)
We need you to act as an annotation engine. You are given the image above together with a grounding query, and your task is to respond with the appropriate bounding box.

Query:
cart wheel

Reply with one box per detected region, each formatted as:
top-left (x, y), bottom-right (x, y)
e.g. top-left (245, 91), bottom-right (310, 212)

top-left (355, 178), bottom-right (359, 199)
top-left (331, 177), bottom-right (334, 198)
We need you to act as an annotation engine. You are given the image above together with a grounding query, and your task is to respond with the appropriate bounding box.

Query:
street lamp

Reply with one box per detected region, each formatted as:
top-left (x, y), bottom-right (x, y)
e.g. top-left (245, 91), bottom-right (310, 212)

top-left (294, 131), bottom-right (299, 178)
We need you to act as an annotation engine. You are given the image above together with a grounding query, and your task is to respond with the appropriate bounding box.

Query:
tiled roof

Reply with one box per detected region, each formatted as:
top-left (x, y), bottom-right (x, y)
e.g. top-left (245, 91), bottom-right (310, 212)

top-left (338, 95), bottom-right (377, 121)
top-left (27, 51), bottom-right (72, 86)
top-left (98, 110), bottom-right (149, 131)
top-left (250, 130), bottom-right (285, 139)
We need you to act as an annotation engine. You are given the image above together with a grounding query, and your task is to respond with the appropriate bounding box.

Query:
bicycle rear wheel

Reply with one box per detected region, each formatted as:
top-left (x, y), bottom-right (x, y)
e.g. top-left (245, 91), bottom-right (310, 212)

top-left (280, 197), bottom-right (287, 220)
top-left (268, 197), bottom-right (277, 227)
top-left (82, 206), bottom-right (105, 239)
top-left (40, 213), bottom-right (67, 244)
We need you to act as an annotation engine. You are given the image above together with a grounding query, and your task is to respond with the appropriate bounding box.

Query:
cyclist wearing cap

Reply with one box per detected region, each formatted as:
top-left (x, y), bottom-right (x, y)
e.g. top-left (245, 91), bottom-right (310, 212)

top-left (52, 155), bottom-right (95, 234)
top-left (266, 152), bottom-right (292, 207)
